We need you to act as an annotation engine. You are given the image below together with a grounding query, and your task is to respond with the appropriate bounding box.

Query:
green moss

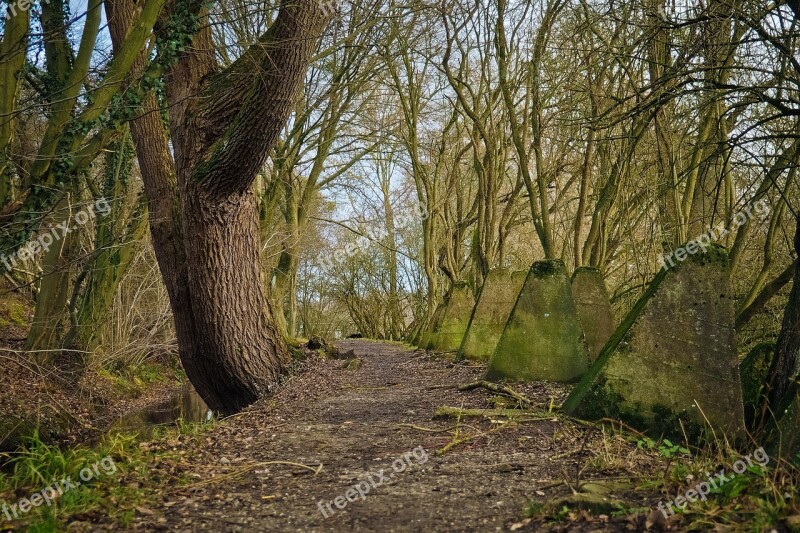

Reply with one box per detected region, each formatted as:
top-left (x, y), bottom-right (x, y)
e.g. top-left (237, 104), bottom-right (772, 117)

top-left (571, 266), bottom-right (601, 279)
top-left (487, 261), bottom-right (589, 382)
top-left (577, 376), bottom-right (706, 441)
top-left (97, 361), bottom-right (179, 399)
top-left (649, 404), bottom-right (705, 441)
top-left (530, 259), bottom-right (564, 279)
top-left (0, 297), bottom-right (30, 328)
top-left (575, 375), bottom-right (625, 420)
top-left (685, 242), bottom-right (729, 267)
top-left (6, 301), bottom-right (27, 326)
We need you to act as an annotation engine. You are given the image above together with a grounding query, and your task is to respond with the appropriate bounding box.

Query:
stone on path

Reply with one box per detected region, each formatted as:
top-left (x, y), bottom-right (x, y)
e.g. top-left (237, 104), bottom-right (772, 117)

top-left (571, 267), bottom-right (615, 361)
top-left (458, 269), bottom-right (527, 361)
top-left (431, 282), bottom-right (475, 352)
top-left (563, 246), bottom-right (746, 439)
top-left (486, 260), bottom-right (589, 382)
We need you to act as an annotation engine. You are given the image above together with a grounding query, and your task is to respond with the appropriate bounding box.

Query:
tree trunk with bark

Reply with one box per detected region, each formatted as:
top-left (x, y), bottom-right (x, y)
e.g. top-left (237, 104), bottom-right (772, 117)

top-left (106, 0), bottom-right (328, 414)
top-left (761, 214), bottom-right (800, 428)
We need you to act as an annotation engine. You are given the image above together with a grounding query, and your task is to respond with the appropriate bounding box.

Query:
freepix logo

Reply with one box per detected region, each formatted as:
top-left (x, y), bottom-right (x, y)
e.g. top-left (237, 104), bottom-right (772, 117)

top-left (2, 456), bottom-right (117, 521)
top-left (659, 200), bottom-right (769, 271)
top-left (5, 0), bottom-right (52, 18)
top-left (317, 446), bottom-right (428, 518)
top-left (656, 447), bottom-right (770, 518)
top-left (0, 198), bottom-right (111, 272)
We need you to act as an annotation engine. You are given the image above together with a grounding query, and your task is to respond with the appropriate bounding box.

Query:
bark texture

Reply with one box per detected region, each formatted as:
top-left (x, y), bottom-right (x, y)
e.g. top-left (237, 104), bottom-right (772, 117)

top-left (761, 215), bottom-right (800, 427)
top-left (106, 0), bottom-right (328, 413)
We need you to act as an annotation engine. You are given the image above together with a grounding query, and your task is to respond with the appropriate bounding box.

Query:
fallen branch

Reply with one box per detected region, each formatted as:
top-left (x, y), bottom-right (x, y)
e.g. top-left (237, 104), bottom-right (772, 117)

top-left (435, 417), bottom-right (519, 455)
top-left (178, 461), bottom-right (323, 490)
top-left (397, 423), bottom-right (460, 433)
top-left (424, 384), bottom-right (455, 390)
top-left (457, 380), bottom-right (533, 405)
top-left (436, 429), bottom-right (490, 455)
top-left (433, 407), bottom-right (548, 419)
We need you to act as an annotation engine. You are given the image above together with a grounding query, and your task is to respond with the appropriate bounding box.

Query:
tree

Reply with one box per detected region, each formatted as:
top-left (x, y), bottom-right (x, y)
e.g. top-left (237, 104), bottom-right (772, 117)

top-left (106, 0), bottom-right (330, 414)
top-left (1, 0), bottom-right (166, 359)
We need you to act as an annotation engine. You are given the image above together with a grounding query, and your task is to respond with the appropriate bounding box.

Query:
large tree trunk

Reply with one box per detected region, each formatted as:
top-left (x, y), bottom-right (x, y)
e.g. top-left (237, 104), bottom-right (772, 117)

top-left (106, 0), bottom-right (327, 414)
top-left (182, 184), bottom-right (287, 409)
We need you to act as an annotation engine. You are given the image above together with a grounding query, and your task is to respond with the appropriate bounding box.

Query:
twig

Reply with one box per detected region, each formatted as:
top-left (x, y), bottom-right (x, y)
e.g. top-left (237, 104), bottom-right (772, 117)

top-left (434, 407), bottom-right (548, 419)
top-left (178, 461), bottom-right (323, 490)
top-left (399, 353), bottom-right (434, 366)
top-left (457, 380), bottom-right (533, 405)
top-left (397, 423), bottom-right (460, 433)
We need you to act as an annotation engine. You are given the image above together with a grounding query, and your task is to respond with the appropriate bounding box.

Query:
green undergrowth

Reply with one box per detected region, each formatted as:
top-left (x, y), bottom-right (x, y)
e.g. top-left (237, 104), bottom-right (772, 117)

top-left (96, 360), bottom-right (184, 398)
top-left (523, 427), bottom-right (800, 531)
top-left (653, 444), bottom-right (799, 531)
top-left (0, 417), bottom-right (216, 532)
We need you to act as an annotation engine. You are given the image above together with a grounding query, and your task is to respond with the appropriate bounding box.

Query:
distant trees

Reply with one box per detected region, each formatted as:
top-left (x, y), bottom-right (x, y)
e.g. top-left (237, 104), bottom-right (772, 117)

top-left (1, 0), bottom-right (165, 361)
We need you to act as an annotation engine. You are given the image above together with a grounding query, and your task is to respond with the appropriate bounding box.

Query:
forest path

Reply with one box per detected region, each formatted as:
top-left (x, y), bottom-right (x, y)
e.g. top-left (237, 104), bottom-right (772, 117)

top-left (110, 340), bottom-right (650, 532)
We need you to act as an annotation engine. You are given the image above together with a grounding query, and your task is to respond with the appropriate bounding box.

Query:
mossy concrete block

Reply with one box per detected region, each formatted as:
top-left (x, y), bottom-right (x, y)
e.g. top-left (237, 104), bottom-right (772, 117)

top-left (739, 342), bottom-right (775, 429)
top-left (487, 260), bottom-right (589, 382)
top-left (459, 269), bottom-right (526, 361)
top-left (431, 283), bottom-right (475, 352)
top-left (571, 267), bottom-right (615, 361)
top-left (564, 246), bottom-right (746, 439)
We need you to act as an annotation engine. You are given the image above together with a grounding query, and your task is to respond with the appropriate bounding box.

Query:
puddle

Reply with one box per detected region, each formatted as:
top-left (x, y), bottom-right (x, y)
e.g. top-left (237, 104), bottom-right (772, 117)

top-left (109, 385), bottom-right (212, 438)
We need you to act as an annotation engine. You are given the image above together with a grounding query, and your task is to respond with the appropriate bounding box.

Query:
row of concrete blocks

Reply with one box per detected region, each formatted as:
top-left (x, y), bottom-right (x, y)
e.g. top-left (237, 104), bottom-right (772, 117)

top-left (413, 248), bottom-right (797, 451)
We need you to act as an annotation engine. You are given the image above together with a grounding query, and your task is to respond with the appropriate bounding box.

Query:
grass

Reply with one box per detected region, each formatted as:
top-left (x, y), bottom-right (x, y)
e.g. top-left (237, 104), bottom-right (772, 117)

top-left (671, 452), bottom-right (799, 531)
top-left (0, 413), bottom-right (218, 532)
top-left (0, 431), bottom-right (146, 531)
top-left (522, 422), bottom-right (800, 531)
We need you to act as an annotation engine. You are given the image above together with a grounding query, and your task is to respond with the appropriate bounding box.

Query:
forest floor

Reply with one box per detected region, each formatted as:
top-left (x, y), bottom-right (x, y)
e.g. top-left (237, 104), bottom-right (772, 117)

top-left (0, 279), bottom-right (185, 453)
top-left (73, 339), bottom-right (726, 532)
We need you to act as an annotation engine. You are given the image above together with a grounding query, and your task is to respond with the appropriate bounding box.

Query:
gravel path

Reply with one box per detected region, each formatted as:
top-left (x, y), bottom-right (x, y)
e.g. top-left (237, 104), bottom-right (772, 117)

top-left (99, 340), bottom-right (662, 532)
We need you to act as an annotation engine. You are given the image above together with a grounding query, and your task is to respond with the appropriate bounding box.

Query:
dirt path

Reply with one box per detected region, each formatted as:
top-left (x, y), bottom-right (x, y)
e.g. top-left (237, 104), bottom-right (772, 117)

top-left (106, 340), bottom-right (662, 532)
